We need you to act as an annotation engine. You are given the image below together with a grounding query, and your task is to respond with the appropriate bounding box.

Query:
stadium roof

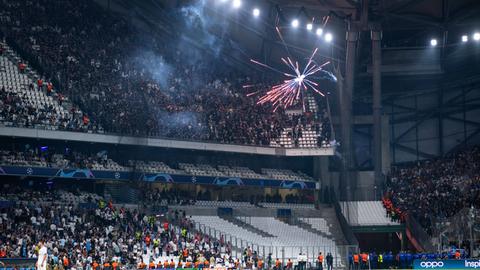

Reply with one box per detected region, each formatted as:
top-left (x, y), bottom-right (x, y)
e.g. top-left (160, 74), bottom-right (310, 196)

top-left (105, 0), bottom-right (480, 90)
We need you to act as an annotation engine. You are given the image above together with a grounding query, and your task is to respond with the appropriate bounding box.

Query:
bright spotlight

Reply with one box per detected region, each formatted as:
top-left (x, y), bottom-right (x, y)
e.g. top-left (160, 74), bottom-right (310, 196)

top-left (474, 33), bottom-right (480, 41)
top-left (430, 39), bottom-right (437, 46)
top-left (306, 23), bottom-right (313, 31)
top-left (252, 8), bottom-right (260, 17)
top-left (232, 0), bottom-right (241, 8)
top-left (462, 35), bottom-right (468, 42)
top-left (324, 33), bottom-right (333, 42)
top-left (291, 19), bottom-right (299, 28)
top-left (316, 28), bottom-right (323, 36)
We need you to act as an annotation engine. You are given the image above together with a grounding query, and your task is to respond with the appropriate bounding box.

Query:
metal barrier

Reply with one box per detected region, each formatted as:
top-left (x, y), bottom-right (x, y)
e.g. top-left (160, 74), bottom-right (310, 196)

top-left (405, 213), bottom-right (435, 252)
top-left (193, 220), bottom-right (357, 268)
top-left (331, 191), bottom-right (359, 247)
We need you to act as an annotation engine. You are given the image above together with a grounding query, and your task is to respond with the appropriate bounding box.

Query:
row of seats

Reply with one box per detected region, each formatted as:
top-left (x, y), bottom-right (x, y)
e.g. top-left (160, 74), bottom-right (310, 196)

top-left (0, 190), bottom-right (102, 204)
top-left (0, 42), bottom-right (87, 130)
top-left (128, 161), bottom-right (314, 181)
top-left (90, 159), bottom-right (129, 172)
top-left (192, 215), bottom-right (342, 265)
top-left (261, 168), bottom-right (314, 181)
top-left (340, 201), bottom-right (401, 226)
top-left (194, 200), bottom-right (257, 208)
top-left (178, 163), bottom-right (213, 177)
top-left (0, 151), bottom-right (313, 181)
top-left (0, 150), bottom-right (48, 167)
top-left (0, 150), bottom-right (315, 182)
top-left (298, 217), bottom-right (332, 235)
top-left (269, 126), bottom-right (327, 149)
top-left (218, 165), bottom-right (264, 179)
top-left (128, 160), bottom-right (184, 175)
top-left (0, 151), bottom-right (128, 172)
top-left (259, 202), bottom-right (316, 210)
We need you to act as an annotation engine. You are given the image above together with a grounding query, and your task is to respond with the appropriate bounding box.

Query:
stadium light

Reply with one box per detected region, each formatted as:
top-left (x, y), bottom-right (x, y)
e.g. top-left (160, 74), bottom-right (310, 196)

top-left (316, 28), bottom-right (323, 36)
top-left (291, 19), bottom-right (299, 28)
top-left (252, 8), bottom-right (260, 17)
top-left (232, 0), bottom-right (241, 9)
top-left (430, 39), bottom-right (438, 46)
top-left (474, 33), bottom-right (480, 41)
top-left (462, 35), bottom-right (469, 42)
top-left (324, 32), bottom-right (333, 42)
top-left (306, 23), bottom-right (313, 31)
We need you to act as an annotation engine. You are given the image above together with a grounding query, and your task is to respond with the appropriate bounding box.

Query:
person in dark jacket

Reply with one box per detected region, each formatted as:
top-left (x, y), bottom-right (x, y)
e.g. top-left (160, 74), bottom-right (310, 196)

top-left (326, 252), bottom-right (333, 270)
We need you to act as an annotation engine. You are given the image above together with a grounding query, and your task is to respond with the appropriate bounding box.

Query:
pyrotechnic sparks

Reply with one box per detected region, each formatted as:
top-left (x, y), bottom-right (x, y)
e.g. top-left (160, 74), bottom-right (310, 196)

top-left (245, 15), bottom-right (335, 111)
top-left (246, 48), bottom-right (332, 112)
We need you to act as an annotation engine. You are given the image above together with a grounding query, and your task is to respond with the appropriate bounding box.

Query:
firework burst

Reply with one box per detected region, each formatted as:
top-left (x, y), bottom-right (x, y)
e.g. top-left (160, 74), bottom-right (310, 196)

top-left (246, 48), bottom-right (331, 112)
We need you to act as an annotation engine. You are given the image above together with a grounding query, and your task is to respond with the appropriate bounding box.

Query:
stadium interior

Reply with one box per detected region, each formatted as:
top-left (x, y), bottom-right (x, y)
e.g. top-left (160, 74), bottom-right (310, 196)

top-left (0, 0), bottom-right (480, 269)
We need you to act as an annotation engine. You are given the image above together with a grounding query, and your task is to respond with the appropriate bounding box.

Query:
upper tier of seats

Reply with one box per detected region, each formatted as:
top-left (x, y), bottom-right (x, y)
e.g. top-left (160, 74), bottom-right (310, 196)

top-left (0, 42), bottom-right (92, 132)
top-left (0, 0), bottom-right (333, 148)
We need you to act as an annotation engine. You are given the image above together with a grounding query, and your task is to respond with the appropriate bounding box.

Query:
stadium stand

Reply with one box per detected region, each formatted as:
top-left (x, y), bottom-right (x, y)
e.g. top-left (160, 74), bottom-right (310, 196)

top-left (218, 166), bottom-right (264, 179)
top-left (297, 218), bottom-right (332, 236)
top-left (193, 201), bottom-right (257, 209)
top-left (128, 160), bottom-right (184, 175)
top-left (0, 148), bottom-right (128, 172)
top-left (341, 201), bottom-right (401, 226)
top-left (385, 146), bottom-right (480, 234)
top-left (261, 168), bottom-right (315, 181)
top-left (0, 144), bottom-right (316, 182)
top-left (259, 203), bottom-right (316, 210)
top-left (0, 42), bottom-right (90, 132)
top-left (2, 0), bottom-right (479, 268)
top-left (0, 0), bottom-right (332, 147)
top-left (191, 215), bottom-right (342, 265)
top-left (0, 187), bottom-right (238, 269)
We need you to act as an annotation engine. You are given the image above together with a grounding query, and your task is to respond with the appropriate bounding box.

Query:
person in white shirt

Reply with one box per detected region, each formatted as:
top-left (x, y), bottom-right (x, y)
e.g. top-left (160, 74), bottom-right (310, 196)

top-left (36, 240), bottom-right (48, 270)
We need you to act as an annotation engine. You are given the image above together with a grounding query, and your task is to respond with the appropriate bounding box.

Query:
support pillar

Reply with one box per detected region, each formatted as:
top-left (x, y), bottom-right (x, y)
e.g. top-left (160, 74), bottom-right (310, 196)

top-left (313, 157), bottom-right (331, 203)
top-left (339, 29), bottom-right (358, 201)
top-left (371, 29), bottom-right (383, 196)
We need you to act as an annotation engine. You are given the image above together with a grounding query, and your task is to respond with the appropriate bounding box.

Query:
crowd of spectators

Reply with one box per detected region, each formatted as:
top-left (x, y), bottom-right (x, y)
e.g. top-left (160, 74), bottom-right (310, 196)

top-left (0, 187), bottom-right (237, 269)
top-left (142, 188), bottom-right (195, 208)
top-left (0, 0), bottom-right (332, 147)
top-left (385, 146), bottom-right (480, 235)
top-left (0, 145), bottom-right (122, 171)
top-left (0, 143), bottom-right (317, 184)
top-left (0, 86), bottom-right (93, 132)
top-left (142, 187), bottom-right (314, 208)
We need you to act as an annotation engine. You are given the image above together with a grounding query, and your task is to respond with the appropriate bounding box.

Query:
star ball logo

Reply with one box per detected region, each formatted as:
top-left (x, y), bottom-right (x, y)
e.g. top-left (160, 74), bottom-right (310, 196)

top-left (191, 176), bottom-right (197, 183)
top-left (114, 172), bottom-right (120, 179)
top-left (26, 167), bottom-right (33, 175)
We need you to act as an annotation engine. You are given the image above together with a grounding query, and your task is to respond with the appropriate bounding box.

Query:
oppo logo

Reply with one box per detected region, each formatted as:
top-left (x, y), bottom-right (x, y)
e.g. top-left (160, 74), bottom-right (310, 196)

top-left (420, 262), bottom-right (444, 268)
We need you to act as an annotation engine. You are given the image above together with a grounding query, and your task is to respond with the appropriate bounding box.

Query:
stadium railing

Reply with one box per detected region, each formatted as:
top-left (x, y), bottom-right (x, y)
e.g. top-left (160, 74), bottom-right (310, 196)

top-left (331, 189), bottom-right (359, 247)
top-left (0, 258), bottom-right (36, 270)
top-left (193, 219), bottom-right (354, 268)
top-left (405, 213), bottom-right (435, 252)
